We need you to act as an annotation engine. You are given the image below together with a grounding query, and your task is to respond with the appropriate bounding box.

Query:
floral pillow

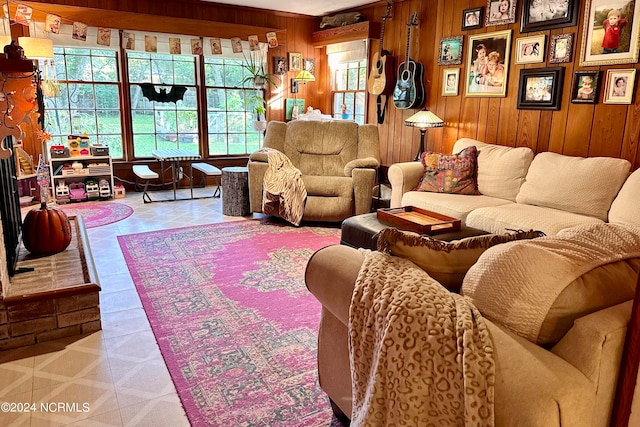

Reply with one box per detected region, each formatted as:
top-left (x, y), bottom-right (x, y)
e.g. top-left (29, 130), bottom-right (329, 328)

top-left (414, 146), bottom-right (481, 195)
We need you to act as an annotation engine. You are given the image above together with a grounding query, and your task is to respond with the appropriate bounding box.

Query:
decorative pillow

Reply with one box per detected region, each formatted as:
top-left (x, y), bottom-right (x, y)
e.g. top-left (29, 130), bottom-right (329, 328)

top-left (461, 223), bottom-right (640, 346)
top-left (376, 227), bottom-right (545, 292)
top-left (413, 146), bottom-right (481, 195)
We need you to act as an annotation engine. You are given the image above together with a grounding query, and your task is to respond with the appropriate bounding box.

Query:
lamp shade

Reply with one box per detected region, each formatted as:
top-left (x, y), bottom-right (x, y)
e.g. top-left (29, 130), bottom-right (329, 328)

top-left (404, 110), bottom-right (444, 130)
top-left (0, 36), bottom-right (11, 51)
top-left (294, 70), bottom-right (315, 83)
top-left (18, 37), bottom-right (54, 59)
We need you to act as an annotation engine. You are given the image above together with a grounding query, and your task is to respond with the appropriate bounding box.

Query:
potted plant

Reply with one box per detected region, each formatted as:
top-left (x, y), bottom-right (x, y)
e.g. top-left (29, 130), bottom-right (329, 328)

top-left (249, 92), bottom-right (268, 132)
top-left (241, 50), bottom-right (278, 89)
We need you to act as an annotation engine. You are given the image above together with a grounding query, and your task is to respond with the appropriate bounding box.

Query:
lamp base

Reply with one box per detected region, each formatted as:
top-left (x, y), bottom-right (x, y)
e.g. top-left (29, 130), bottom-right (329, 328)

top-left (414, 129), bottom-right (427, 162)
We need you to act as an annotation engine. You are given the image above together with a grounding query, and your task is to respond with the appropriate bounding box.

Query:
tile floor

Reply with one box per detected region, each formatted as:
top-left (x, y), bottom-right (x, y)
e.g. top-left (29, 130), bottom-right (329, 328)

top-left (1, 188), bottom-right (252, 426)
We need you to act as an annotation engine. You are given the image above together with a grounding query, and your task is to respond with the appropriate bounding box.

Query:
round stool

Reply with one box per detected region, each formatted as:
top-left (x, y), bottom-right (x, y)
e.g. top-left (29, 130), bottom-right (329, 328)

top-left (222, 166), bottom-right (250, 216)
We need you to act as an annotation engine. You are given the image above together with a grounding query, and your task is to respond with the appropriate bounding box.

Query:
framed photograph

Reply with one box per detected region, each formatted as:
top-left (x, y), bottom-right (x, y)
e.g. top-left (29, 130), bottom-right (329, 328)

top-left (603, 69), bottom-right (636, 104)
top-left (517, 67), bottom-right (565, 110)
top-left (304, 58), bottom-right (315, 74)
top-left (570, 71), bottom-right (600, 104)
top-left (465, 30), bottom-right (512, 97)
top-left (549, 33), bottom-right (573, 63)
top-left (273, 56), bottom-right (287, 75)
top-left (515, 35), bottom-right (546, 64)
top-left (462, 7), bottom-right (484, 30)
top-left (521, 0), bottom-right (579, 33)
top-left (438, 36), bottom-right (464, 66)
top-left (289, 52), bottom-right (302, 72)
top-left (442, 68), bottom-right (460, 96)
top-left (580, 0), bottom-right (640, 66)
top-left (285, 98), bottom-right (305, 120)
top-left (486, 0), bottom-right (517, 26)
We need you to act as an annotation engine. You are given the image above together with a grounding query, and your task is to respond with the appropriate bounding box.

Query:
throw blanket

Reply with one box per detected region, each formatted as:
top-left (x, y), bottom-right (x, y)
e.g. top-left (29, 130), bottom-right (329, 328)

top-left (350, 250), bottom-right (495, 426)
top-left (259, 148), bottom-right (307, 226)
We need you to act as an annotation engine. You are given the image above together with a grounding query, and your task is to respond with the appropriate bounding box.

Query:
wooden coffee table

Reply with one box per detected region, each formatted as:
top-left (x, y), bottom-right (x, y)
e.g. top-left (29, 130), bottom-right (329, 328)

top-left (340, 211), bottom-right (488, 250)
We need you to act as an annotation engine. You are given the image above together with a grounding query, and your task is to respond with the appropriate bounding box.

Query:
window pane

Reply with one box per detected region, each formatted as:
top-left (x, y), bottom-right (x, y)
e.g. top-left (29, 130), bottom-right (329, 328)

top-left (71, 110), bottom-right (97, 134)
top-left (227, 112), bottom-right (246, 132)
top-left (95, 85), bottom-right (119, 109)
top-left (68, 83), bottom-right (95, 109)
top-left (347, 68), bottom-right (358, 90)
top-left (179, 88), bottom-right (197, 110)
top-left (177, 111), bottom-right (197, 133)
top-left (207, 88), bottom-right (226, 110)
top-left (96, 110), bottom-right (122, 134)
top-left (44, 83), bottom-right (69, 110)
top-left (174, 60), bottom-right (195, 85)
top-left (355, 92), bottom-right (365, 115)
top-left (128, 58), bottom-right (151, 82)
top-left (208, 112), bottom-right (227, 133)
top-left (92, 55), bottom-right (118, 82)
top-left (44, 110), bottom-right (71, 135)
top-left (153, 60), bottom-right (174, 84)
top-left (133, 134), bottom-right (157, 157)
top-left (358, 67), bottom-right (366, 90)
top-left (132, 110), bottom-right (155, 133)
top-left (204, 63), bottom-right (224, 86)
top-left (99, 136), bottom-right (123, 159)
top-left (208, 133), bottom-right (228, 155)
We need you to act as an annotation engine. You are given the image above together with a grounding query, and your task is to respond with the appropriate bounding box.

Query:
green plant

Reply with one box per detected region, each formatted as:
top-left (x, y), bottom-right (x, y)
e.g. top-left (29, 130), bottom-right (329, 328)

top-left (248, 92), bottom-right (266, 120)
top-left (240, 50), bottom-right (278, 88)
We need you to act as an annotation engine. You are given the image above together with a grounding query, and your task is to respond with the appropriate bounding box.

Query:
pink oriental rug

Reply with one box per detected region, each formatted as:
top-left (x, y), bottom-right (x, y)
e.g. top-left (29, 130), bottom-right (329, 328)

top-left (57, 201), bottom-right (133, 228)
top-left (118, 219), bottom-right (343, 426)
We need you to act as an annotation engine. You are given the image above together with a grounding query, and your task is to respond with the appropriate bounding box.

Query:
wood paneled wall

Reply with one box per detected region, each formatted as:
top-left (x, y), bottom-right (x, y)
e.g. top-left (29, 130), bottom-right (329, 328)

top-left (351, 0), bottom-right (640, 170)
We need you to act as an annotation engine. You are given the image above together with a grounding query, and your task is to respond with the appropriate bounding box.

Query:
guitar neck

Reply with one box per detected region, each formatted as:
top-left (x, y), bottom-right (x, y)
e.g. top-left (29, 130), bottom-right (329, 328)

top-left (379, 20), bottom-right (386, 56)
top-left (404, 25), bottom-right (411, 64)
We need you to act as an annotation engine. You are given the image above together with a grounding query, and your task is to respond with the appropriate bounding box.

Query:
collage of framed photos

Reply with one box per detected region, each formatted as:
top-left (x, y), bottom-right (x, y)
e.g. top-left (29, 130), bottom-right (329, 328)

top-left (439, 0), bottom-right (639, 108)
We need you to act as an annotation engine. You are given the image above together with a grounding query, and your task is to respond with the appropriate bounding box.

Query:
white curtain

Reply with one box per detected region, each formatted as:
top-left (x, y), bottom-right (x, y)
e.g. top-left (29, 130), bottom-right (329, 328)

top-left (327, 40), bottom-right (367, 67)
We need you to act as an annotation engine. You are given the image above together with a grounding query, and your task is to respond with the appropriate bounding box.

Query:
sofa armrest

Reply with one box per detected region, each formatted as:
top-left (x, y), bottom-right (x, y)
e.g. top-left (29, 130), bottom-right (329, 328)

top-left (351, 168), bottom-right (376, 215)
top-left (248, 150), bottom-right (269, 162)
top-left (344, 157), bottom-right (379, 177)
top-left (247, 160), bottom-right (268, 213)
top-left (305, 245), bottom-right (365, 326)
top-left (388, 162), bottom-right (424, 208)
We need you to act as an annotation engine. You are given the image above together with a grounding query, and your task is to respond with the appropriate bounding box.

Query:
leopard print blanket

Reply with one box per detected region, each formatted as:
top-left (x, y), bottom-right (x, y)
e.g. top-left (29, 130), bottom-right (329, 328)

top-left (259, 148), bottom-right (307, 226)
top-left (349, 250), bottom-right (495, 426)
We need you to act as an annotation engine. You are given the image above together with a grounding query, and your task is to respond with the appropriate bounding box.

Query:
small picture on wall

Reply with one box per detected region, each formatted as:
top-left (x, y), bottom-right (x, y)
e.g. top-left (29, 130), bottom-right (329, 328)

top-left (603, 69), bottom-right (636, 104)
top-left (486, 0), bottom-right (517, 26)
top-left (274, 56), bottom-right (287, 74)
top-left (442, 68), bottom-right (460, 96)
top-left (549, 33), bottom-right (573, 63)
top-left (516, 67), bottom-right (565, 110)
top-left (285, 98), bottom-right (305, 120)
top-left (438, 36), bottom-right (464, 66)
top-left (515, 35), bottom-right (545, 64)
top-left (289, 52), bottom-right (302, 72)
top-left (462, 7), bottom-right (484, 30)
top-left (304, 58), bottom-right (315, 74)
top-left (570, 70), bottom-right (600, 104)
top-left (465, 30), bottom-right (512, 97)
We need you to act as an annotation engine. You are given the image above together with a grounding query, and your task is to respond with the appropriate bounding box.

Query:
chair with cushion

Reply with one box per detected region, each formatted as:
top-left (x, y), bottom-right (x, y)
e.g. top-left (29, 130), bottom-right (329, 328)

top-left (247, 120), bottom-right (380, 222)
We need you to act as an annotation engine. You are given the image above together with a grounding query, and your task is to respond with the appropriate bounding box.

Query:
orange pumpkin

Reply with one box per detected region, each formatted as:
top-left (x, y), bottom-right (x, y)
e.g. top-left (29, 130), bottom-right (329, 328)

top-left (22, 203), bottom-right (72, 255)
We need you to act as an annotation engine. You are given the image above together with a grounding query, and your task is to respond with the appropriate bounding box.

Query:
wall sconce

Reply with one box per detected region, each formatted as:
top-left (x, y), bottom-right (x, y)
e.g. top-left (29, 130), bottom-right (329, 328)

top-left (404, 110), bottom-right (444, 161)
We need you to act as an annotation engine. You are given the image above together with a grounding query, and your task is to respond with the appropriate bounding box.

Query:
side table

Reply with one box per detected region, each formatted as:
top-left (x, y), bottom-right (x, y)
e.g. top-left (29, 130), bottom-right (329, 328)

top-left (222, 166), bottom-right (250, 216)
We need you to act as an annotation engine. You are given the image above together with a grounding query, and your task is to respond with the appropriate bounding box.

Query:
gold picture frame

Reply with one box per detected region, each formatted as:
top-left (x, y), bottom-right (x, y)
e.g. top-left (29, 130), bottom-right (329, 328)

top-left (465, 30), bottom-right (512, 98)
top-left (442, 68), bottom-right (460, 96)
top-left (289, 52), bottom-right (302, 72)
top-left (603, 69), bottom-right (636, 104)
top-left (515, 35), bottom-right (546, 64)
top-left (579, 0), bottom-right (640, 66)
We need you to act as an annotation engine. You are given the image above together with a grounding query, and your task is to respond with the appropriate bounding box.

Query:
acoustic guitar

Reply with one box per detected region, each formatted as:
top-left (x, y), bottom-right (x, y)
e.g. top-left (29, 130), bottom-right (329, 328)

top-left (393, 12), bottom-right (425, 110)
top-left (367, 0), bottom-right (394, 96)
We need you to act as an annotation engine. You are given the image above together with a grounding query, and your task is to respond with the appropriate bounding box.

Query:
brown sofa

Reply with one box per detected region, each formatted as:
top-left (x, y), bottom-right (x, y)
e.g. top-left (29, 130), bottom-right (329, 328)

top-left (247, 120), bottom-right (380, 222)
top-left (305, 223), bottom-right (640, 425)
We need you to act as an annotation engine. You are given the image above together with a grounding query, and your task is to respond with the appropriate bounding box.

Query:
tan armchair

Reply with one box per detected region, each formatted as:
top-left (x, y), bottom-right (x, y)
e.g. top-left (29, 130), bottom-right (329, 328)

top-left (248, 120), bottom-right (380, 222)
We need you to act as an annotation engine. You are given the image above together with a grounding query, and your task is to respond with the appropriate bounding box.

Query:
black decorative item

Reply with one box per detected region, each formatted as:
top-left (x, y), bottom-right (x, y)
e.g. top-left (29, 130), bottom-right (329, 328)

top-left (521, 0), bottom-right (579, 33)
top-left (516, 67), bottom-right (565, 110)
top-left (139, 83), bottom-right (188, 103)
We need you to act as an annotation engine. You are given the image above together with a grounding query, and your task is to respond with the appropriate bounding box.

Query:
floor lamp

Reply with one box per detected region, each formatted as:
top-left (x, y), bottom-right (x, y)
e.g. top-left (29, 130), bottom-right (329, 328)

top-left (404, 110), bottom-right (444, 161)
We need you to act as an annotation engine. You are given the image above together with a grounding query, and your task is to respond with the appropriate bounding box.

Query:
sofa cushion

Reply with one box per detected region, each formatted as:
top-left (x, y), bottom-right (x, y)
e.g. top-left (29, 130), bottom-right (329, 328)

top-left (303, 175), bottom-right (352, 198)
top-left (515, 152), bottom-right (630, 221)
top-left (414, 146), bottom-right (480, 195)
top-left (453, 138), bottom-right (534, 201)
top-left (377, 227), bottom-right (545, 292)
top-left (609, 167), bottom-right (640, 226)
top-left (401, 192), bottom-right (512, 224)
top-left (461, 223), bottom-right (640, 345)
top-left (466, 204), bottom-right (604, 235)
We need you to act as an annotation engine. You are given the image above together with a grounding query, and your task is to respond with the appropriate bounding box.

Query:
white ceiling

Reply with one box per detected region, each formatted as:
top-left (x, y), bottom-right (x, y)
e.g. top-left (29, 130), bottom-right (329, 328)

top-left (199, 0), bottom-right (373, 17)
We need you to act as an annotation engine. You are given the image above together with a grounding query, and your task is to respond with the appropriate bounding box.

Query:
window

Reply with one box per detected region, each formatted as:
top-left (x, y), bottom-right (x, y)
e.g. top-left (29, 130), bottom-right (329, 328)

top-left (127, 52), bottom-right (198, 158)
top-left (43, 48), bottom-right (123, 158)
top-left (204, 57), bottom-right (264, 156)
top-left (331, 60), bottom-right (367, 124)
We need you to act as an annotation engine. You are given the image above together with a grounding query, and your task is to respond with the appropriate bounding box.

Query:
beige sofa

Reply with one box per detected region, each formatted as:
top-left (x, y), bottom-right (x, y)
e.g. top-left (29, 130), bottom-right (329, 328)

top-left (306, 222), bottom-right (640, 425)
top-left (388, 138), bottom-right (638, 235)
top-left (247, 120), bottom-right (380, 222)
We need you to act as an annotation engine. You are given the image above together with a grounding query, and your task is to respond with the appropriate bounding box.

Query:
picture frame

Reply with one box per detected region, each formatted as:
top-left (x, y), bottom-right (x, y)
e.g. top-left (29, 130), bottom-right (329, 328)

top-left (579, 0), bottom-right (640, 66)
top-left (465, 30), bottom-right (512, 97)
top-left (570, 70), bottom-right (601, 104)
top-left (273, 56), bottom-right (287, 75)
top-left (304, 58), bottom-right (315, 74)
top-left (486, 0), bottom-right (517, 26)
top-left (603, 69), bottom-right (636, 105)
top-left (462, 7), bottom-right (484, 30)
top-left (289, 52), bottom-right (302, 72)
top-left (521, 0), bottom-right (579, 33)
top-left (549, 33), bottom-right (573, 63)
top-left (442, 68), bottom-right (460, 96)
top-left (285, 98), bottom-right (305, 120)
top-left (438, 36), bottom-right (464, 66)
top-left (515, 35), bottom-right (546, 64)
top-left (516, 67), bottom-right (565, 110)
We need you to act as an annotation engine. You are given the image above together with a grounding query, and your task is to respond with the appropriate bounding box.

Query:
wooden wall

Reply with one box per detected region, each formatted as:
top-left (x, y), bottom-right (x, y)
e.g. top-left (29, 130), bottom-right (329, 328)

top-left (351, 0), bottom-right (640, 170)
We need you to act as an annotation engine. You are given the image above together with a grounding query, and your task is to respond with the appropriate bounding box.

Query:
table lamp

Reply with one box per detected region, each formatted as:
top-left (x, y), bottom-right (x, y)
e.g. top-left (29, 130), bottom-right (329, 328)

top-left (404, 110), bottom-right (444, 161)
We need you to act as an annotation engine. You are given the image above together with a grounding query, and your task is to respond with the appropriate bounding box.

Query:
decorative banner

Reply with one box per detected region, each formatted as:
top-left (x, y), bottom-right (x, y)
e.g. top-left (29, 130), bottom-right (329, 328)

top-left (248, 35), bottom-right (259, 51)
top-left (72, 22), bottom-right (88, 41)
top-left (97, 28), bottom-right (111, 46)
top-left (45, 14), bottom-right (61, 34)
top-left (124, 32), bottom-right (135, 50)
top-left (169, 37), bottom-right (181, 54)
top-left (266, 31), bottom-right (278, 48)
top-left (14, 4), bottom-right (32, 25)
top-left (231, 37), bottom-right (243, 53)
top-left (190, 38), bottom-right (203, 55)
top-left (210, 38), bottom-right (222, 55)
top-left (144, 35), bottom-right (157, 53)
top-left (3, 4), bottom-right (8, 19)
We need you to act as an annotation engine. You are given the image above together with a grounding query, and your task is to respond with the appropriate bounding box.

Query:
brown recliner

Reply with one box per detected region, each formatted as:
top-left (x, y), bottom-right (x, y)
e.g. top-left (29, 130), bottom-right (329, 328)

top-left (247, 120), bottom-right (380, 222)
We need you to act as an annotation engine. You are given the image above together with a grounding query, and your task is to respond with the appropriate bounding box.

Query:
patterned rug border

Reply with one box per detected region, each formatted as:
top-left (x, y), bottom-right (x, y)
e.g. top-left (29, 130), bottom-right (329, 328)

top-left (56, 201), bottom-right (134, 228)
top-left (117, 218), bottom-right (342, 426)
